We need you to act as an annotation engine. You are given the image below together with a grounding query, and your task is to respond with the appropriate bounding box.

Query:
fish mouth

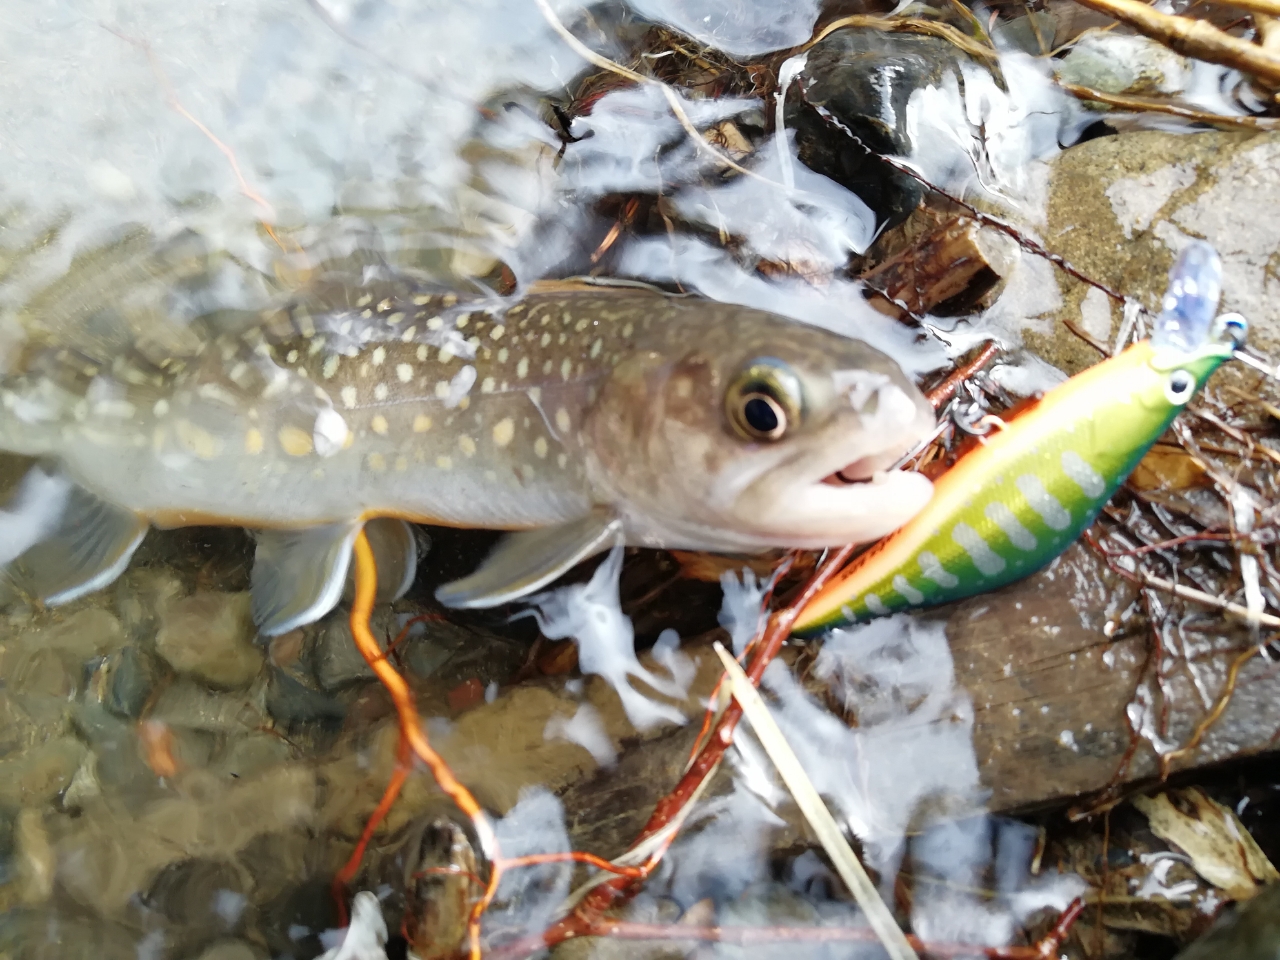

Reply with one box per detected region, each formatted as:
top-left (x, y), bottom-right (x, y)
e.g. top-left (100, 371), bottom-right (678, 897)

top-left (731, 430), bottom-right (935, 550)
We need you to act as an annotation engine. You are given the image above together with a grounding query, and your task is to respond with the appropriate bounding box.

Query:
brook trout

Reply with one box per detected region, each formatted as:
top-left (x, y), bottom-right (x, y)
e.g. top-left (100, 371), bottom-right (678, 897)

top-left (0, 280), bottom-right (936, 634)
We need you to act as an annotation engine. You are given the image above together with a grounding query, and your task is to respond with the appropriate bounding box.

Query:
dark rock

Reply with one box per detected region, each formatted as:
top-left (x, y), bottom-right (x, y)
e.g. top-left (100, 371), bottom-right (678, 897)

top-left (92, 645), bottom-right (163, 720)
top-left (1175, 882), bottom-right (1280, 960)
top-left (265, 668), bottom-right (345, 728)
top-left (140, 857), bottom-right (249, 948)
top-left (786, 30), bottom-right (976, 231)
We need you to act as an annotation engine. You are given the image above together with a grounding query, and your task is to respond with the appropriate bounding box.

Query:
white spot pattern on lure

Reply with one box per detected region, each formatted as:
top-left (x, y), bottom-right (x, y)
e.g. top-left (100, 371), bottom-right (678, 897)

top-left (984, 501), bottom-right (1037, 551)
top-left (918, 550), bottom-right (959, 588)
top-left (1060, 451), bottom-right (1106, 499)
top-left (1015, 475), bottom-right (1071, 531)
top-left (892, 574), bottom-right (924, 604)
top-left (952, 522), bottom-right (1007, 576)
top-left (864, 593), bottom-right (888, 615)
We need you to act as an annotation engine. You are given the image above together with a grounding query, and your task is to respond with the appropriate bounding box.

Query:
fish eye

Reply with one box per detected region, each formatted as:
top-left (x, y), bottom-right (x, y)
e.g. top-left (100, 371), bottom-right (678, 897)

top-left (725, 359), bottom-right (804, 442)
top-left (1165, 369), bottom-right (1196, 405)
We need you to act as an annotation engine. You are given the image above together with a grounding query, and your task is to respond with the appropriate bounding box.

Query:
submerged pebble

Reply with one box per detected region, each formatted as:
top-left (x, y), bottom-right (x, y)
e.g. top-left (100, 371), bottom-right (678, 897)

top-left (155, 592), bottom-right (263, 689)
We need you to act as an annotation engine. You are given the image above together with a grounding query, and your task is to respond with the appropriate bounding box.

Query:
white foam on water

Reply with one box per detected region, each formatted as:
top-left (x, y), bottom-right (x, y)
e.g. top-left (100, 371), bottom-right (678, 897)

top-left (483, 787), bottom-right (574, 940)
top-left (317, 891), bottom-right (388, 960)
top-left (521, 546), bottom-right (688, 731)
top-left (544, 703), bottom-right (617, 766)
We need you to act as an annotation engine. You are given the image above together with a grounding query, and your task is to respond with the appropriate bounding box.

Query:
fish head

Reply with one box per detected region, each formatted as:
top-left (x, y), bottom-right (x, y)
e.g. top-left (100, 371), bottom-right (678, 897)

top-left (587, 315), bottom-right (936, 551)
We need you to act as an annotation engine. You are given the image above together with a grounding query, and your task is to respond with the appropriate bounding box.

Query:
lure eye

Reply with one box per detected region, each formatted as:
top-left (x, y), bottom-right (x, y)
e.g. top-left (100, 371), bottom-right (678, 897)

top-left (1165, 369), bottom-right (1197, 405)
top-left (1215, 312), bottom-right (1248, 348)
top-left (726, 359), bottom-right (804, 442)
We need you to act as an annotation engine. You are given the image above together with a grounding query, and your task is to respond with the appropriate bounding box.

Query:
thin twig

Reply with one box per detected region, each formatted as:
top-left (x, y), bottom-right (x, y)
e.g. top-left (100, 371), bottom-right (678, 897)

top-left (1135, 569), bottom-right (1280, 628)
top-left (714, 642), bottom-right (919, 960)
top-left (1058, 81), bottom-right (1280, 130)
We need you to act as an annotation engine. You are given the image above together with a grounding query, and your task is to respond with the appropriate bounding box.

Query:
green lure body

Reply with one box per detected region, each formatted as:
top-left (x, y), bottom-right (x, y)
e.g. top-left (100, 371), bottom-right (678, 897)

top-left (794, 244), bottom-right (1242, 636)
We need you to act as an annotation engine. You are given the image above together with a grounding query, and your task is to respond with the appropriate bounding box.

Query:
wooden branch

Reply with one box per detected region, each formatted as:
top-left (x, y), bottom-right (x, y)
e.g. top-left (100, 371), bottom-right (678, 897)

top-left (1068, 0), bottom-right (1280, 86)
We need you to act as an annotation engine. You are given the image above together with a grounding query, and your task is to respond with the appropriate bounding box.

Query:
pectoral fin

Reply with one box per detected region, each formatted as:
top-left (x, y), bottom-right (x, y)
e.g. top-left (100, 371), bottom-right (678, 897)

top-left (253, 517), bottom-right (424, 636)
top-left (251, 522), bottom-right (362, 636)
top-left (435, 509), bottom-right (623, 609)
top-left (342, 517), bottom-right (422, 605)
top-left (1, 467), bottom-right (148, 606)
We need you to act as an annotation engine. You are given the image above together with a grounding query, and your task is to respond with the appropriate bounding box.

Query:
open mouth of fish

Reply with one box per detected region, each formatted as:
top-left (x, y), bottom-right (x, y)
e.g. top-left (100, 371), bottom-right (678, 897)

top-left (822, 453), bottom-right (892, 486)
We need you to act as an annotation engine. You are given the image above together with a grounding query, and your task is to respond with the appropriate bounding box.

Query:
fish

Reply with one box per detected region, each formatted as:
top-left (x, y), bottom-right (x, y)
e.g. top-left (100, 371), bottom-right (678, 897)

top-left (0, 278), bottom-right (937, 635)
top-left (792, 241), bottom-right (1246, 637)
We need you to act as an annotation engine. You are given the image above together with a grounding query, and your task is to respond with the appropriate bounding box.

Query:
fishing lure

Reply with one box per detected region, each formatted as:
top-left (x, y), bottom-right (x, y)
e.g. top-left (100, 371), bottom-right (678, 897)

top-left (793, 241), bottom-right (1247, 636)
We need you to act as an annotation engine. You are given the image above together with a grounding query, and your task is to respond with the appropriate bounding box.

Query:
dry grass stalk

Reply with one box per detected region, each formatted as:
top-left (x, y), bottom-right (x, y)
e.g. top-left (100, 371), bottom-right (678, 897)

top-left (1058, 81), bottom-right (1280, 130)
top-left (806, 14), bottom-right (999, 64)
top-left (712, 642), bottom-right (921, 960)
top-left (1069, 0), bottom-right (1280, 86)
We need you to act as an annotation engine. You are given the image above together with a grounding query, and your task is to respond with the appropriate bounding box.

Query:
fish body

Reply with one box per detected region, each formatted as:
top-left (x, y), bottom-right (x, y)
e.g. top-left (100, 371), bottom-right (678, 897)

top-left (1, 280), bottom-right (936, 632)
top-left (793, 241), bottom-right (1243, 637)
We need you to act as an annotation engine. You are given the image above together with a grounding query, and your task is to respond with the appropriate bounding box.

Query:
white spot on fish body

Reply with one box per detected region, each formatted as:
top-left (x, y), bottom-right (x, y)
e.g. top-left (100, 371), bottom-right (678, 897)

top-left (918, 551), bottom-right (959, 588)
top-left (277, 426), bottom-right (312, 457)
top-left (893, 575), bottom-right (924, 605)
top-left (438, 346), bottom-right (456, 364)
top-left (491, 325), bottom-right (505, 340)
top-left (417, 345), bottom-right (429, 361)
top-left (413, 414), bottom-right (431, 433)
top-left (1016, 475), bottom-right (1071, 530)
top-left (459, 435), bottom-right (476, 456)
top-left (322, 354), bottom-right (340, 379)
top-left (370, 414), bottom-right (389, 435)
top-left (374, 383), bottom-right (389, 401)
top-left (1061, 451), bottom-right (1106, 498)
top-left (952, 522), bottom-right (1007, 576)
top-left (560, 358), bottom-right (572, 380)
top-left (396, 364), bottom-right (413, 383)
top-left (534, 437), bottom-right (548, 458)
top-left (481, 377), bottom-right (495, 394)
top-left (540, 333), bottom-right (551, 347)
top-left (153, 399), bottom-right (169, 417)
top-left (341, 386), bottom-right (358, 409)
top-left (436, 455), bottom-right (453, 470)
top-left (388, 312), bottom-right (405, 325)
top-left (984, 502), bottom-right (1038, 551)
top-left (445, 365), bottom-right (477, 409)
top-left (498, 347), bottom-right (509, 363)
top-left (517, 358), bottom-right (529, 379)
top-left (426, 316), bottom-right (443, 331)
top-left (555, 408), bottom-right (571, 433)
top-left (401, 326), bottom-right (416, 342)
top-left (314, 408), bottom-right (350, 455)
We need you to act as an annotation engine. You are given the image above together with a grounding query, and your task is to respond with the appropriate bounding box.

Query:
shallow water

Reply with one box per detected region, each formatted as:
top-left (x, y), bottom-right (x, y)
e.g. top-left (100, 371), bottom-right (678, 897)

top-left (2, 1), bottom-right (1278, 958)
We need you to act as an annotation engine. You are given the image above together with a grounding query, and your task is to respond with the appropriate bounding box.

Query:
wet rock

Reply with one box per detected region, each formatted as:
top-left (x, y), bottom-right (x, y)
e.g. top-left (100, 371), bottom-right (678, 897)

top-left (67, 704), bottom-right (161, 804)
top-left (141, 857), bottom-right (249, 947)
top-left (787, 30), bottom-right (974, 230)
top-left (87, 645), bottom-right (164, 719)
top-left (149, 678), bottom-right (268, 735)
top-left (1055, 33), bottom-right (1189, 98)
top-left (308, 611), bottom-right (391, 691)
top-left (258, 879), bottom-right (341, 959)
top-left (401, 619), bottom-right (485, 680)
top-left (23, 608), bottom-right (126, 661)
top-left (57, 766), bottom-right (317, 916)
top-left (1176, 881), bottom-right (1280, 959)
top-left (1034, 130), bottom-right (1280, 377)
top-left (265, 667), bottom-right (346, 728)
top-left (12, 808), bottom-right (54, 905)
top-left (114, 567), bottom-right (185, 642)
top-left (0, 737), bottom-right (87, 809)
top-left (156, 592), bottom-right (263, 689)
top-left (210, 733), bottom-right (295, 782)
top-left (0, 909), bottom-right (141, 960)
